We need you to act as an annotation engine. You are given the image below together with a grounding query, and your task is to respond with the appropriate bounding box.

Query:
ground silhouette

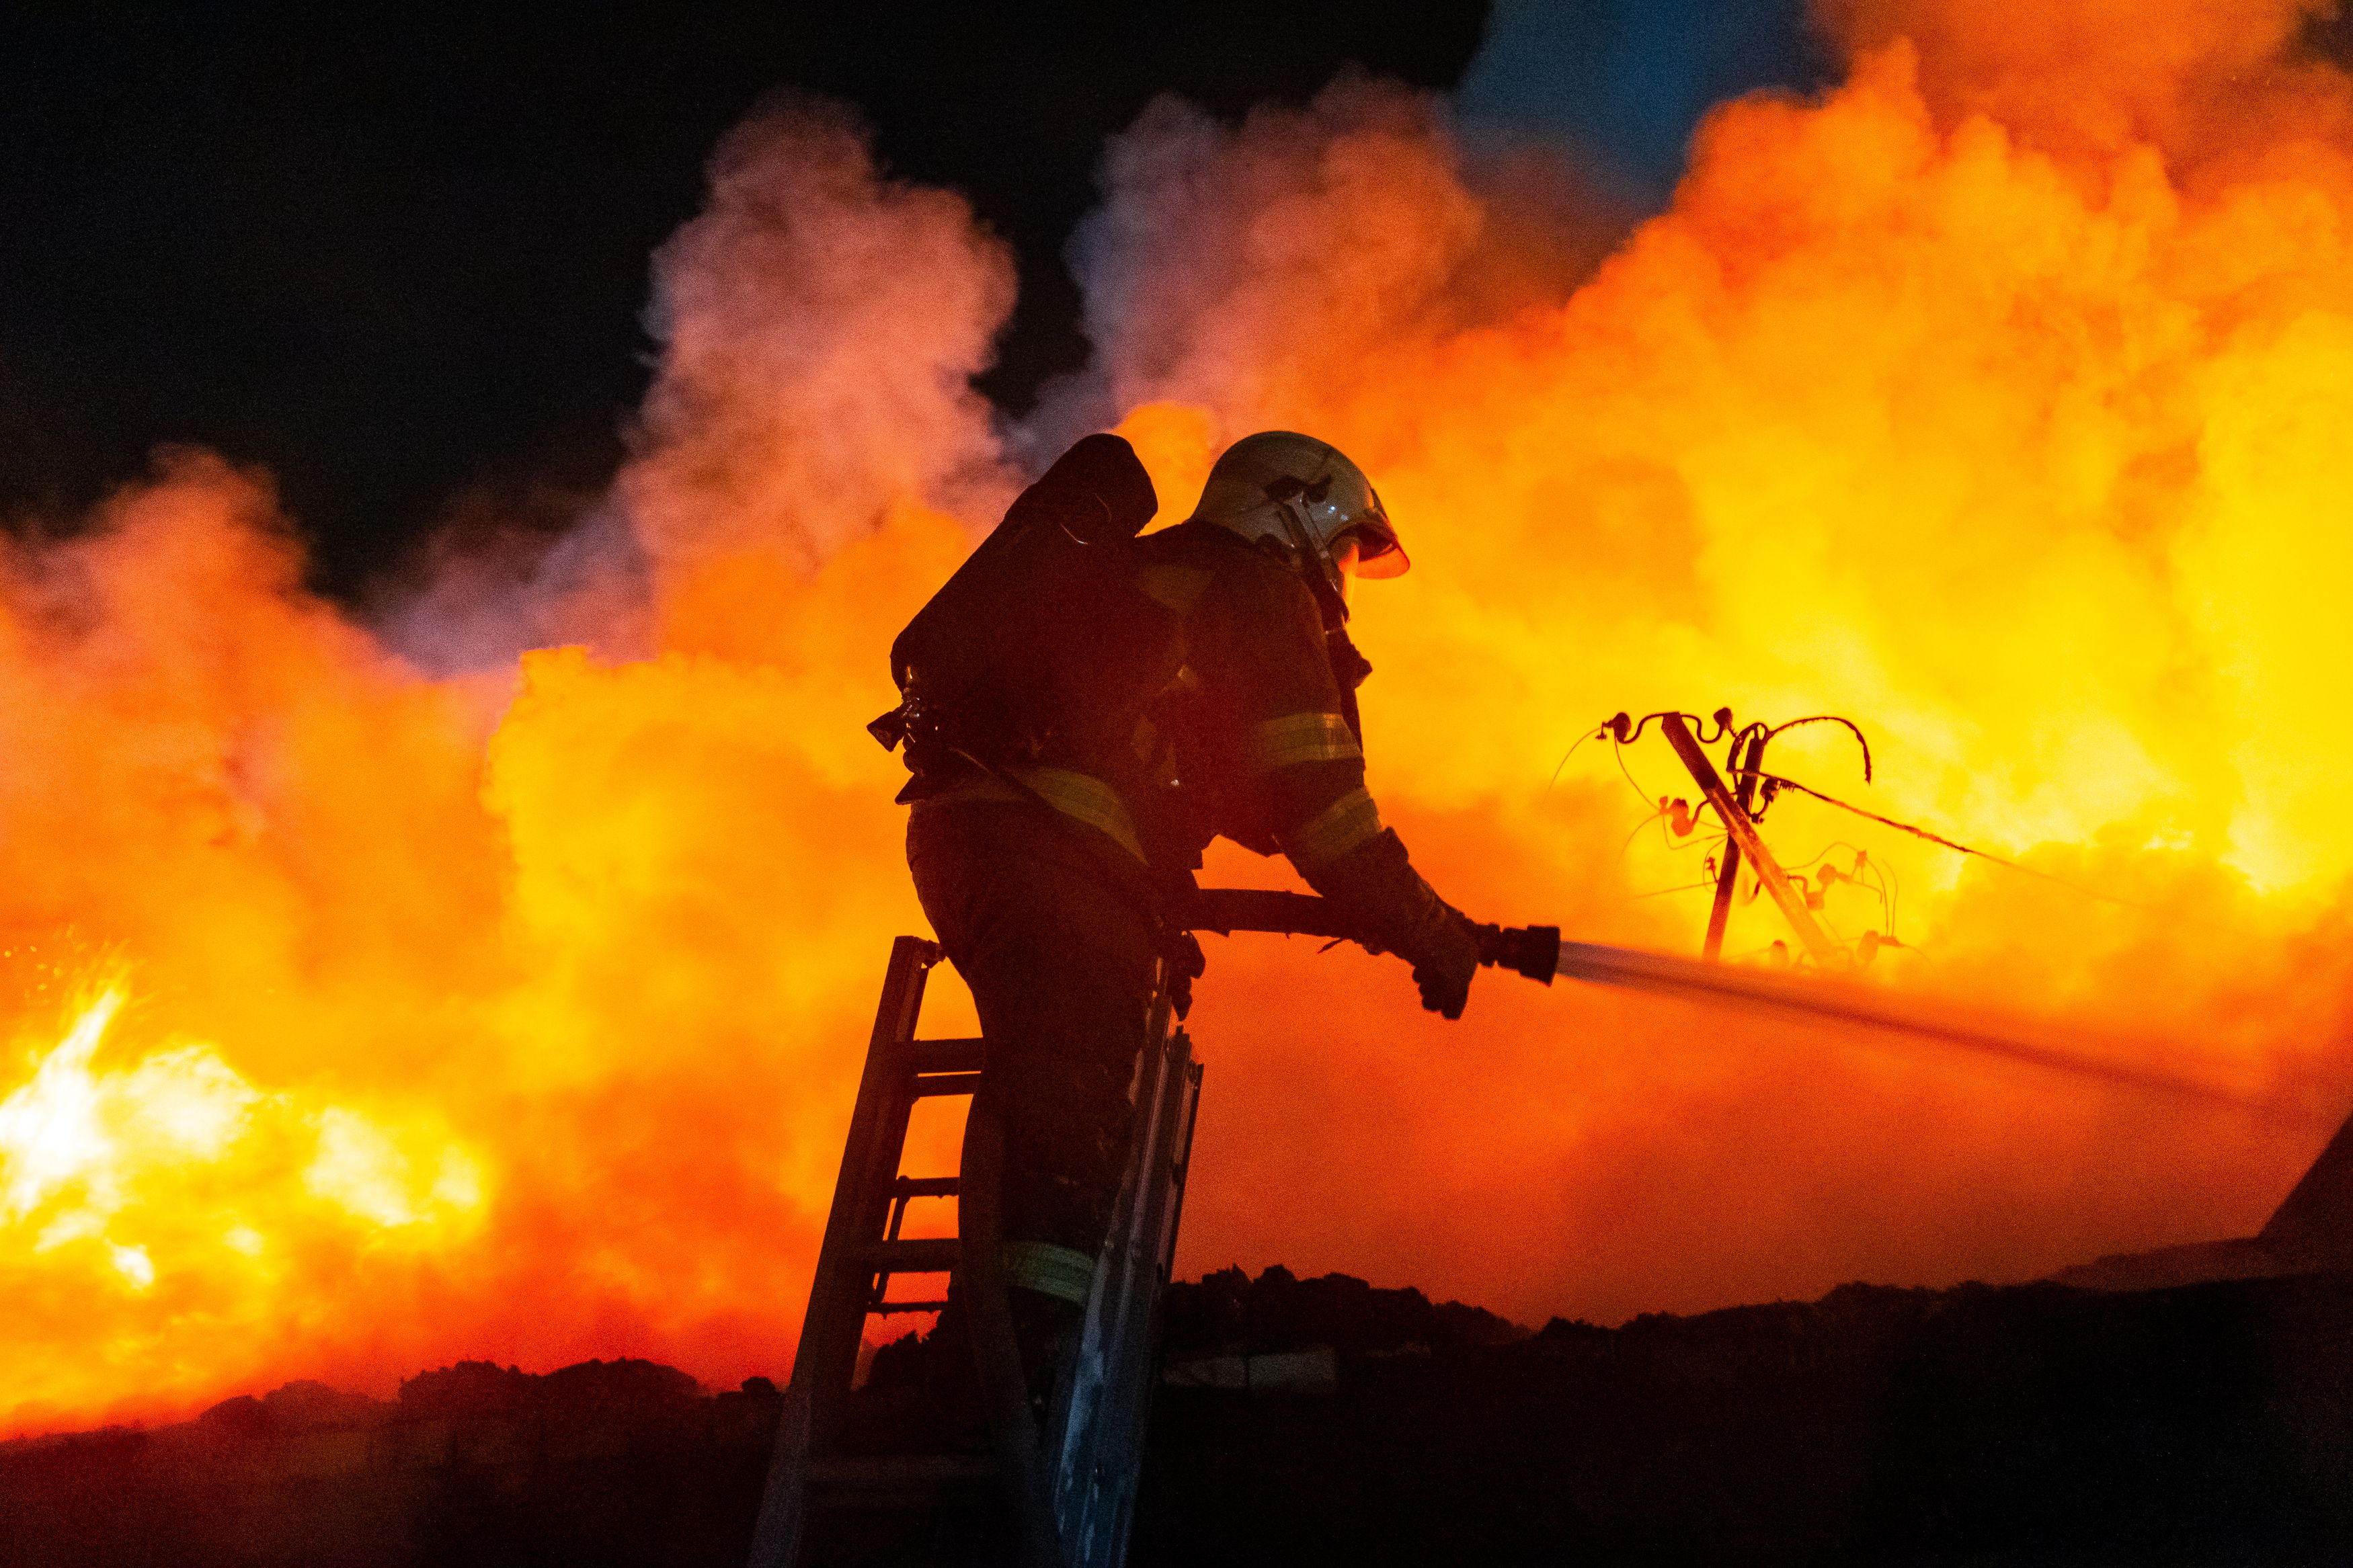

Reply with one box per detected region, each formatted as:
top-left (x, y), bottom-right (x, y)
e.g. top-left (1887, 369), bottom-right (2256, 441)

top-left (7, 1266), bottom-right (2352, 1565)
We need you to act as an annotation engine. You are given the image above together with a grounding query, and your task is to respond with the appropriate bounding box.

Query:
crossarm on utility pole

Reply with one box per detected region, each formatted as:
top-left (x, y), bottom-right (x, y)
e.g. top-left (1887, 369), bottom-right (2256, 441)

top-left (1659, 713), bottom-right (1839, 966)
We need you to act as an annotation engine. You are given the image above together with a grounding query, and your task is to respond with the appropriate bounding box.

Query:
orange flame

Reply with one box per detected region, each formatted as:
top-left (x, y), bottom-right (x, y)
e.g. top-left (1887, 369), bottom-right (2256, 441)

top-left (1, 973), bottom-right (485, 1428)
top-left (9, 3), bottom-right (2353, 1436)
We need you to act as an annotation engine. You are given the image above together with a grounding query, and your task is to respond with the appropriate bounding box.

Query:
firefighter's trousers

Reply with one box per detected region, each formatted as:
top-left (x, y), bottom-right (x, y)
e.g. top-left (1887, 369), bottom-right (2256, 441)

top-left (906, 798), bottom-right (1158, 1282)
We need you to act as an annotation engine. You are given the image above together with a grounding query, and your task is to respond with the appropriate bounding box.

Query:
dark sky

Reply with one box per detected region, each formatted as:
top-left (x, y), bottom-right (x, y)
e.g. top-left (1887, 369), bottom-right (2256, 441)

top-left (1460, 0), bottom-right (1827, 205)
top-left (0, 3), bottom-right (1825, 596)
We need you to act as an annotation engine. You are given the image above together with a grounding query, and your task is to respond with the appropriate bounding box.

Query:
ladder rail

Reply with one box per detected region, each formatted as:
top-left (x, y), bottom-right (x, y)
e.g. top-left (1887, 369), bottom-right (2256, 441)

top-left (748, 935), bottom-right (941, 1568)
top-left (750, 932), bottom-right (1211, 1568)
top-left (1045, 982), bottom-right (1201, 1566)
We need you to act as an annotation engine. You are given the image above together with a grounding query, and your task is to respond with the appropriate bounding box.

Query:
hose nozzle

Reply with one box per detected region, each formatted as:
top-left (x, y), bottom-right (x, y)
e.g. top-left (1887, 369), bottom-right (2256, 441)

top-left (1478, 923), bottom-right (1560, 985)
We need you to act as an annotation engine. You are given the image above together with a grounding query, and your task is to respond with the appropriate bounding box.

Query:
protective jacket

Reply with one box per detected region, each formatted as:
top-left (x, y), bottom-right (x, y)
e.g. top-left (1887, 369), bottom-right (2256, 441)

top-left (904, 519), bottom-right (1468, 982)
top-left (891, 441), bottom-right (1476, 1402)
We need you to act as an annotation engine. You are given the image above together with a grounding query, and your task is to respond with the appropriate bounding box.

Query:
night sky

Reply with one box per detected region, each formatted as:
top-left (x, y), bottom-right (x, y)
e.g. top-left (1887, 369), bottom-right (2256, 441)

top-left (0, 2), bottom-right (1825, 596)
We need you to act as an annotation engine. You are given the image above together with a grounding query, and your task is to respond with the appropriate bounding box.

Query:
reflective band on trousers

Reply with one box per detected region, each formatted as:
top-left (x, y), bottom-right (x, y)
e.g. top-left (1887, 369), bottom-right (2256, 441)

top-left (1246, 710), bottom-right (1362, 773)
top-left (1006, 766), bottom-right (1147, 864)
top-left (1000, 1240), bottom-right (1096, 1306)
top-left (1279, 786), bottom-right (1383, 868)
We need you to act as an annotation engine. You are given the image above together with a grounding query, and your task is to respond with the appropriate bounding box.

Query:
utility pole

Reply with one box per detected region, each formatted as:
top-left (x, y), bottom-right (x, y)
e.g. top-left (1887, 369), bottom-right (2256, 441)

top-left (1702, 728), bottom-right (1767, 960)
top-left (1659, 713), bottom-right (1838, 966)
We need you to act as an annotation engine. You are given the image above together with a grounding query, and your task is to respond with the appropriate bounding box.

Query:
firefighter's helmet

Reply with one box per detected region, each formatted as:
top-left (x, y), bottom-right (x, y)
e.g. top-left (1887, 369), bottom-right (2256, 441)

top-left (1186, 432), bottom-right (1407, 611)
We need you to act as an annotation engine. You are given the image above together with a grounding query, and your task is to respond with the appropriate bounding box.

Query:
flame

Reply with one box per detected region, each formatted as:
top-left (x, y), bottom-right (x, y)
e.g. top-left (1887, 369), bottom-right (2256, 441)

top-left (10, 1), bottom-right (2353, 1436)
top-left (0, 976), bottom-right (483, 1426)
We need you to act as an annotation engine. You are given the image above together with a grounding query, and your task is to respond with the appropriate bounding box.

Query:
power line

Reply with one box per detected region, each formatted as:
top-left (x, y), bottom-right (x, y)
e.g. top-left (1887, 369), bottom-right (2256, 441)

top-left (1757, 774), bottom-right (2151, 910)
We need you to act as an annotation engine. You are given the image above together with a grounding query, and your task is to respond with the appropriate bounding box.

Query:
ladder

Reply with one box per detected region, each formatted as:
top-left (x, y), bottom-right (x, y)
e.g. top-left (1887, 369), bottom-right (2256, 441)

top-left (747, 934), bottom-right (1204, 1568)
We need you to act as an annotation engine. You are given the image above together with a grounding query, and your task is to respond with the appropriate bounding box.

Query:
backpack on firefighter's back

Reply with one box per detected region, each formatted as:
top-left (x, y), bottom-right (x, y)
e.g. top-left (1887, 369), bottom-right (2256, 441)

top-left (869, 434), bottom-right (1166, 775)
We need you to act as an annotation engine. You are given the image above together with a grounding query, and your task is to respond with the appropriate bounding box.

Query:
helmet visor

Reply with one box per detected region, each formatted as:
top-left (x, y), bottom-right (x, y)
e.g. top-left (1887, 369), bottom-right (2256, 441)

top-left (1334, 499), bottom-right (1408, 580)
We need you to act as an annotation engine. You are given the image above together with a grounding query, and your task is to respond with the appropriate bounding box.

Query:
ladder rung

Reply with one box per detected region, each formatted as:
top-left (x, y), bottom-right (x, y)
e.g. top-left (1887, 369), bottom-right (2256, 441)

top-left (908, 1071), bottom-right (980, 1099)
top-left (899, 1037), bottom-right (985, 1073)
top-left (807, 1452), bottom-right (996, 1502)
top-left (846, 1237), bottom-right (961, 1274)
top-left (890, 1175), bottom-right (959, 1198)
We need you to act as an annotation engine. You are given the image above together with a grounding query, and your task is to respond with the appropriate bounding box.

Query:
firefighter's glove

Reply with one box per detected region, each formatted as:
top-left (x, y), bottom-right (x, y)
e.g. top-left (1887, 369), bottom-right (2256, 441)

top-left (1410, 908), bottom-right (1481, 1020)
top-left (1298, 827), bottom-right (1482, 1020)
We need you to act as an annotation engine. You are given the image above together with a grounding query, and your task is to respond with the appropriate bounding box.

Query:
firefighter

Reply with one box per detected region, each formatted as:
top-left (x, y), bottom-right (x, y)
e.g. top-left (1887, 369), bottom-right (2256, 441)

top-left (893, 429), bottom-right (1482, 1414)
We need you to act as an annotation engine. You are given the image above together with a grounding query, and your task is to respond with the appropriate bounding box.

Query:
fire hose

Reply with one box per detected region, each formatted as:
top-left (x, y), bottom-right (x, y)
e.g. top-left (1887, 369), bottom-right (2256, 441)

top-left (1181, 889), bottom-right (2283, 1117)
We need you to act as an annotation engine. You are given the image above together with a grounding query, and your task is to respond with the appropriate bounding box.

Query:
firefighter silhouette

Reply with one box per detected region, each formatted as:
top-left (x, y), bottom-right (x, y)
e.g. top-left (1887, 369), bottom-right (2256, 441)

top-left (875, 430), bottom-right (1484, 1413)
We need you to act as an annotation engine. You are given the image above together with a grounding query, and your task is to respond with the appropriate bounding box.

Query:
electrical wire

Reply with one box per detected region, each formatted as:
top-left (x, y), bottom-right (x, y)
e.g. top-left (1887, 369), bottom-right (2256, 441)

top-left (1620, 810), bottom-right (1668, 857)
top-left (1781, 839), bottom-right (1864, 872)
top-left (1782, 842), bottom-right (1897, 936)
top-left (1757, 773), bottom-right (2151, 909)
top-left (1632, 879), bottom-right (1722, 899)
top-left (1611, 739), bottom-right (1658, 811)
top-left (1659, 821), bottom-right (1727, 856)
top-left (1760, 714), bottom-right (1873, 782)
top-left (1604, 708), bottom-right (1739, 748)
top-left (1542, 723), bottom-right (1613, 800)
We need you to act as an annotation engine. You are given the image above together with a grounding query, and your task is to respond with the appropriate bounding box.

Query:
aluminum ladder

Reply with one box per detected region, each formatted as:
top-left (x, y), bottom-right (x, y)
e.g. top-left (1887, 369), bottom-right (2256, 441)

top-left (747, 934), bottom-right (1203, 1568)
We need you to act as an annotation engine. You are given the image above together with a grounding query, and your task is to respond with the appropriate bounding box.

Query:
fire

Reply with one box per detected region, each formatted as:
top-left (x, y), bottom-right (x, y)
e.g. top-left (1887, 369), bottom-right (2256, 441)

top-left (0, 975), bottom-right (484, 1427)
top-left (9, 0), bottom-right (2353, 1436)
